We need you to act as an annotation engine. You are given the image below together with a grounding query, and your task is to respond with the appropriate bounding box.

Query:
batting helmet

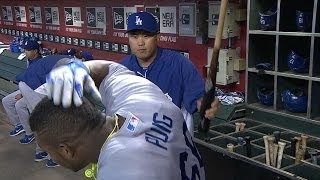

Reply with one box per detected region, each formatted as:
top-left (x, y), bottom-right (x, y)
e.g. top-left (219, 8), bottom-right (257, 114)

top-left (296, 10), bottom-right (312, 32)
top-left (287, 50), bottom-right (309, 73)
top-left (257, 87), bottom-right (274, 106)
top-left (259, 6), bottom-right (277, 31)
top-left (281, 89), bottom-right (307, 113)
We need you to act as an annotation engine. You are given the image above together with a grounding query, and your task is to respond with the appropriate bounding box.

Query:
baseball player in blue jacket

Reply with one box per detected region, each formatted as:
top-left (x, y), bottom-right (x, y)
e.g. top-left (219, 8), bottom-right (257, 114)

top-left (2, 40), bottom-right (43, 137)
top-left (30, 60), bottom-right (205, 180)
top-left (2, 40), bottom-right (70, 167)
top-left (120, 12), bottom-right (219, 136)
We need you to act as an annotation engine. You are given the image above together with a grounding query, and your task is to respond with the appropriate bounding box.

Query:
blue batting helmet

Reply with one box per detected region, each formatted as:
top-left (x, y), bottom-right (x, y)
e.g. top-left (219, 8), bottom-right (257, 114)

top-left (257, 87), bottom-right (274, 106)
top-left (281, 89), bottom-right (307, 113)
top-left (296, 10), bottom-right (312, 32)
top-left (259, 6), bottom-right (277, 31)
top-left (287, 50), bottom-right (309, 73)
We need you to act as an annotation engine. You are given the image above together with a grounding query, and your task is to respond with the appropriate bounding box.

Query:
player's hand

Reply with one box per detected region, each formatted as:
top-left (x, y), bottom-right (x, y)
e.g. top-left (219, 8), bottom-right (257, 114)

top-left (197, 97), bottom-right (220, 119)
top-left (205, 97), bottom-right (220, 119)
top-left (15, 93), bottom-right (23, 100)
top-left (46, 60), bottom-right (101, 108)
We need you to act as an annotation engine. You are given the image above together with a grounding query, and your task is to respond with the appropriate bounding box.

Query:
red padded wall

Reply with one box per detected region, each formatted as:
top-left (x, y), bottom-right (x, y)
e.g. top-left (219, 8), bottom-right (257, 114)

top-left (0, 0), bottom-right (247, 92)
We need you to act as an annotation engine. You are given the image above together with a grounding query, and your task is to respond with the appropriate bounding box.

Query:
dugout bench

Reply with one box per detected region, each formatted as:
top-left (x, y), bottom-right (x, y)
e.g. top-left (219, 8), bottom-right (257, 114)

top-left (0, 49), bottom-right (27, 99)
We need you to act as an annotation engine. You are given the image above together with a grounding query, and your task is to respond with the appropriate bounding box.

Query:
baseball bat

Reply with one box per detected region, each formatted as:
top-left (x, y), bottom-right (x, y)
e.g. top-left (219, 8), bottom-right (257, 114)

top-left (276, 142), bottom-right (286, 168)
top-left (273, 144), bottom-right (279, 167)
top-left (273, 131), bottom-right (281, 144)
top-left (198, 0), bottom-right (228, 133)
top-left (239, 122), bottom-right (246, 131)
top-left (295, 137), bottom-right (302, 164)
top-left (227, 143), bottom-right (234, 152)
top-left (290, 138), bottom-right (297, 157)
top-left (237, 137), bottom-right (245, 146)
top-left (308, 149), bottom-right (318, 165)
top-left (235, 122), bottom-right (241, 132)
top-left (295, 149), bottom-right (303, 164)
top-left (244, 136), bottom-right (252, 158)
top-left (268, 136), bottom-right (275, 167)
top-left (295, 137), bottom-right (302, 156)
top-left (263, 135), bottom-right (270, 165)
top-left (301, 134), bottom-right (308, 160)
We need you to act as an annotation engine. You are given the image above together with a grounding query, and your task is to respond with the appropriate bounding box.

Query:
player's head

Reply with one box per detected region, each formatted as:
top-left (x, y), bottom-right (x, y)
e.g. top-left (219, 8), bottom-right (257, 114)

top-left (127, 11), bottom-right (159, 63)
top-left (29, 97), bottom-right (105, 172)
top-left (74, 51), bottom-right (94, 61)
top-left (20, 40), bottom-right (41, 60)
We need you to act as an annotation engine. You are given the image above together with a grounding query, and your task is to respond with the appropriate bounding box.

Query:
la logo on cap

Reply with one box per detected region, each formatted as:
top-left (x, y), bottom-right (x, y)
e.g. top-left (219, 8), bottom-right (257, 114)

top-left (25, 41), bottom-right (28, 45)
top-left (135, 16), bottom-right (142, 25)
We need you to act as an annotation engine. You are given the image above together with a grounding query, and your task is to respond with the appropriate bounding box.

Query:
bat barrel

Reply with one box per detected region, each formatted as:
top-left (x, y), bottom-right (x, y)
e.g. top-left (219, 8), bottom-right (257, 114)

top-left (245, 136), bottom-right (252, 158)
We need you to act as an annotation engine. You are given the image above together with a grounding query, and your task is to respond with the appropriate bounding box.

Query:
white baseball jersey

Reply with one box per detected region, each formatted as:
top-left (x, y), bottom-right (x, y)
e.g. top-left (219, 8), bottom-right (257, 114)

top-left (97, 63), bottom-right (205, 180)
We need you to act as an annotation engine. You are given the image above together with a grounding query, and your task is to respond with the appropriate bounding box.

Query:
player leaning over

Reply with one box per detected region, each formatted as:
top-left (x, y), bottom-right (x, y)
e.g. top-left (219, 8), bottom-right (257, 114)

top-left (29, 60), bottom-right (205, 180)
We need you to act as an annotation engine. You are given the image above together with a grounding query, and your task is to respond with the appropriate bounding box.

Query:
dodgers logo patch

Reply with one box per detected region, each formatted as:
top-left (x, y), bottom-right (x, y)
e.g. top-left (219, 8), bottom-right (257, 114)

top-left (127, 113), bottom-right (140, 132)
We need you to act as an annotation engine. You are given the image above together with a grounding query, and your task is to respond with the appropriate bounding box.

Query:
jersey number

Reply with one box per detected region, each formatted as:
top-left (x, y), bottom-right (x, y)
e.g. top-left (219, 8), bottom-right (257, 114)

top-left (179, 122), bottom-right (203, 180)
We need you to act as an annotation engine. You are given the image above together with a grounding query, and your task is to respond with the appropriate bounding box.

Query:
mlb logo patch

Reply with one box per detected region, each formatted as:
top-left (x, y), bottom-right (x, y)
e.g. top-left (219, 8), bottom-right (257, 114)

top-left (127, 113), bottom-right (140, 132)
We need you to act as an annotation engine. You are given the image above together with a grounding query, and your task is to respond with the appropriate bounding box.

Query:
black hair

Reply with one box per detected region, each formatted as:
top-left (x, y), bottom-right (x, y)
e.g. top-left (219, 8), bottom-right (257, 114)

top-left (29, 97), bottom-right (105, 146)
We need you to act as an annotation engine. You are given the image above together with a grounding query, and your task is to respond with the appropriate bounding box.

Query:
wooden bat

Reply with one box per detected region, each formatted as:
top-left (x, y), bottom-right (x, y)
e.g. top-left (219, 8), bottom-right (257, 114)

top-left (295, 149), bottom-right (303, 164)
top-left (198, 0), bottom-right (228, 133)
top-left (273, 131), bottom-right (281, 144)
top-left (295, 137), bottom-right (302, 157)
top-left (268, 136), bottom-right (275, 166)
top-left (301, 134), bottom-right (308, 160)
top-left (273, 144), bottom-right (279, 167)
top-left (227, 143), bottom-right (234, 152)
top-left (245, 136), bottom-right (252, 158)
top-left (239, 122), bottom-right (246, 131)
top-left (263, 135), bottom-right (270, 165)
top-left (276, 142), bottom-right (286, 168)
top-left (235, 122), bottom-right (241, 132)
top-left (290, 138), bottom-right (297, 157)
top-left (308, 149), bottom-right (318, 165)
top-left (295, 137), bottom-right (302, 164)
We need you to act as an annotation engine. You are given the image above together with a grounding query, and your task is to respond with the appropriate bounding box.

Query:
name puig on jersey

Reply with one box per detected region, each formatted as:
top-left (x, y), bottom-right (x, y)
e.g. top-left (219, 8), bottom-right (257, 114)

top-left (145, 112), bottom-right (173, 150)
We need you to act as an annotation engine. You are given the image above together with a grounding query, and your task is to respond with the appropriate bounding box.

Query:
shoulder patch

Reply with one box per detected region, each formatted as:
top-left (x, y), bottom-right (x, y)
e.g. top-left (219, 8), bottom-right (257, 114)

top-left (126, 113), bottom-right (140, 132)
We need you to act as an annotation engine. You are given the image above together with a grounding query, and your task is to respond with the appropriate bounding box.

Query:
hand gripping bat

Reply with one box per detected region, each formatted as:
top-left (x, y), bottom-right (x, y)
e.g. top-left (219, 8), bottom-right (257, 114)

top-left (198, 0), bottom-right (228, 133)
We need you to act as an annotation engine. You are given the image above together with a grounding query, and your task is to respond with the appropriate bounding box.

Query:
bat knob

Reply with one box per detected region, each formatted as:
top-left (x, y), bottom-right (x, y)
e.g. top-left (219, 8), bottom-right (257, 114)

top-left (198, 117), bottom-right (210, 133)
top-left (237, 137), bottom-right (245, 146)
top-left (273, 131), bottom-right (281, 143)
top-left (290, 138), bottom-right (298, 157)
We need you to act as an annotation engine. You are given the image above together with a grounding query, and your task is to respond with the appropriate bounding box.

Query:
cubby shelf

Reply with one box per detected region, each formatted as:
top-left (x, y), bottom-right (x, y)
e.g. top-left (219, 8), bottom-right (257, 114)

top-left (246, 0), bottom-right (320, 122)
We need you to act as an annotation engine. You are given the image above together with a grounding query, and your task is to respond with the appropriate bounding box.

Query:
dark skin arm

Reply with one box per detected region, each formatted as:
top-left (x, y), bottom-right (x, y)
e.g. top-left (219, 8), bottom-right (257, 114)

top-left (84, 61), bottom-right (112, 88)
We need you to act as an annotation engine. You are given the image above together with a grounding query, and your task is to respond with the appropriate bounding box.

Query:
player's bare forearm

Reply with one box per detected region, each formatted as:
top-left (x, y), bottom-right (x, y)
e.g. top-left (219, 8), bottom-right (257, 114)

top-left (84, 60), bottom-right (112, 87)
top-left (197, 97), bottom-right (220, 119)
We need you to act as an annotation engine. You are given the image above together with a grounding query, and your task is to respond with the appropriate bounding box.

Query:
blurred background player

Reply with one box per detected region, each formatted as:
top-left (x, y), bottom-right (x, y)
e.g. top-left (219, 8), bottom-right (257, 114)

top-left (74, 50), bottom-right (94, 61)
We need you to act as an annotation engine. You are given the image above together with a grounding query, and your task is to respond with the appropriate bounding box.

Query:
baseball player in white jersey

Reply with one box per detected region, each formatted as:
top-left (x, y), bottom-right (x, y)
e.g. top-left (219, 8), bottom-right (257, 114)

top-left (29, 60), bottom-right (205, 180)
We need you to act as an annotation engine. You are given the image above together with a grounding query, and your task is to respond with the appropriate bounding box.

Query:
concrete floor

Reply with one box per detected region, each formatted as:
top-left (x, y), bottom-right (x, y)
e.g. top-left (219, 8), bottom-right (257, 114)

top-left (0, 103), bottom-right (85, 180)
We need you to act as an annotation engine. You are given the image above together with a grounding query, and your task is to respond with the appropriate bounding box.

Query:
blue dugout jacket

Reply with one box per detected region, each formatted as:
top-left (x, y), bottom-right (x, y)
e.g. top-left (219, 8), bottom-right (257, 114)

top-left (16, 55), bottom-right (71, 90)
top-left (120, 47), bottom-right (205, 114)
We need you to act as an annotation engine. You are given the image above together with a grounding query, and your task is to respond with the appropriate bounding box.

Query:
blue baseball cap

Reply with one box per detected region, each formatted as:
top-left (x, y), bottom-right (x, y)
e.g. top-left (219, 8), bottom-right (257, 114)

top-left (127, 12), bottom-right (158, 33)
top-left (21, 40), bottom-right (40, 51)
top-left (79, 51), bottom-right (93, 61)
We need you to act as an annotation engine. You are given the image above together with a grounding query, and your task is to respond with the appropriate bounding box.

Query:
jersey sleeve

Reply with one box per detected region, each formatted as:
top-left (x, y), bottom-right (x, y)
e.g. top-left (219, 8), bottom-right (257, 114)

top-left (180, 56), bottom-right (205, 114)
